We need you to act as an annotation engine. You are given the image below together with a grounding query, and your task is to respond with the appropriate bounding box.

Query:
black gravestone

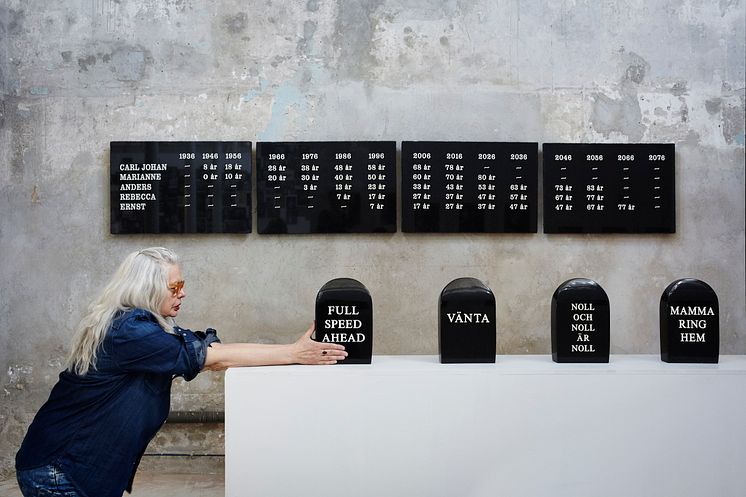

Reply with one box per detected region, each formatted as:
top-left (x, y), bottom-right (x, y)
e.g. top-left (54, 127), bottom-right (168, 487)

top-left (551, 279), bottom-right (610, 363)
top-left (660, 278), bottom-right (719, 363)
top-left (439, 278), bottom-right (496, 363)
top-left (315, 278), bottom-right (373, 364)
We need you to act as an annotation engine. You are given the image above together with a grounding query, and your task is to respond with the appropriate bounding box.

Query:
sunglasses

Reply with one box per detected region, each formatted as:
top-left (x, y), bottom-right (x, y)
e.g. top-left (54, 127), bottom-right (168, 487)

top-left (168, 280), bottom-right (185, 296)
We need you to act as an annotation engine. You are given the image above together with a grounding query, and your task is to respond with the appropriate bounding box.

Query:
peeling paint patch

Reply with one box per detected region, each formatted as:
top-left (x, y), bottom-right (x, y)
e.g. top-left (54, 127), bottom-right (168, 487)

top-left (31, 185), bottom-right (40, 203)
top-left (591, 92), bottom-right (644, 141)
top-left (29, 87), bottom-right (48, 95)
top-left (241, 78), bottom-right (266, 102)
top-left (6, 365), bottom-right (33, 390)
top-left (237, 58), bottom-right (323, 125)
top-left (15, 102), bottom-right (31, 118)
top-left (637, 91), bottom-right (695, 142)
top-left (259, 84), bottom-right (307, 141)
top-left (722, 102), bottom-right (745, 145)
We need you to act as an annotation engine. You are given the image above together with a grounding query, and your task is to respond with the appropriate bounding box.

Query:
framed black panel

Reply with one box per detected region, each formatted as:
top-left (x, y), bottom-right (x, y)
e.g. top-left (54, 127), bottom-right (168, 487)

top-left (256, 141), bottom-right (396, 234)
top-left (543, 143), bottom-right (675, 233)
top-left (401, 142), bottom-right (538, 233)
top-left (110, 141), bottom-right (251, 234)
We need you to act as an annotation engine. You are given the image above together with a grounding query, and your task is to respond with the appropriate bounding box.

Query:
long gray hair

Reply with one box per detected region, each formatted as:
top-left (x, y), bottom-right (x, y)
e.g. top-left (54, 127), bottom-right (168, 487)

top-left (66, 247), bottom-right (179, 375)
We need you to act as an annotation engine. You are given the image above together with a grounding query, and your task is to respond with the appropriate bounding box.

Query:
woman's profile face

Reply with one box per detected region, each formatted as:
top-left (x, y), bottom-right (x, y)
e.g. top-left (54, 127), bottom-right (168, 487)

top-left (159, 264), bottom-right (185, 318)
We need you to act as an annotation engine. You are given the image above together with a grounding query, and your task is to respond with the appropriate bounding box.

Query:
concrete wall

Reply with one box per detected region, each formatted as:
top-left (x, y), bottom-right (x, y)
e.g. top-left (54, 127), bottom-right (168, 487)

top-left (1, 0), bottom-right (744, 478)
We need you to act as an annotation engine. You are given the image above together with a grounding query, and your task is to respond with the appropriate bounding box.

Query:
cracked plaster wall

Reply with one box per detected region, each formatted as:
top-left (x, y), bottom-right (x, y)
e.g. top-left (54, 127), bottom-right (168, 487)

top-left (1, 0), bottom-right (744, 477)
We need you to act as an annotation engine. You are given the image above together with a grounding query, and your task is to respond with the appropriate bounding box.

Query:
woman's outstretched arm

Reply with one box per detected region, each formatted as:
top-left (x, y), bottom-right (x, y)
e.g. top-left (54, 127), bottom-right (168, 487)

top-left (203, 323), bottom-right (347, 370)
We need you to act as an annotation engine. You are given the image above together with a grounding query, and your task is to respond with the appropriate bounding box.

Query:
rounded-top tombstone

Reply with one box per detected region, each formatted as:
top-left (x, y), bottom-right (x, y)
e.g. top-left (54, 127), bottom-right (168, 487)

top-left (315, 278), bottom-right (373, 364)
top-left (439, 277), bottom-right (496, 363)
top-left (551, 278), bottom-right (610, 363)
top-left (660, 278), bottom-right (719, 363)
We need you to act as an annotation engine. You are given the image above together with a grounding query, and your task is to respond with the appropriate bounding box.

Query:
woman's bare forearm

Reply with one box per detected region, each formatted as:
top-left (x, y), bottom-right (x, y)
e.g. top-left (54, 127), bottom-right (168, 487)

top-left (203, 342), bottom-right (294, 370)
top-left (202, 324), bottom-right (347, 370)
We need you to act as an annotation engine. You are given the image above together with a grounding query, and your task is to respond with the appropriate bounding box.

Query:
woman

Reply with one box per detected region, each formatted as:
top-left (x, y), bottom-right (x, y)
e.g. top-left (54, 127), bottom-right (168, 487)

top-left (15, 247), bottom-right (346, 497)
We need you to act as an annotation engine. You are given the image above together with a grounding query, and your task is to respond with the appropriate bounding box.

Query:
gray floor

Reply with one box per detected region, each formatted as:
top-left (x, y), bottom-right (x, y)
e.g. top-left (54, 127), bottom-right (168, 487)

top-left (0, 473), bottom-right (224, 497)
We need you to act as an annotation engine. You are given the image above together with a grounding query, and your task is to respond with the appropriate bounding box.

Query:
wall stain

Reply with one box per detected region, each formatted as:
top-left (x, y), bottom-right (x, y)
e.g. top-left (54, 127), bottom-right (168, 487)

top-left (77, 54), bottom-right (96, 72)
top-left (297, 20), bottom-right (317, 56)
top-left (623, 51), bottom-right (650, 84)
top-left (671, 81), bottom-right (688, 96)
top-left (0, 7), bottom-right (25, 36)
top-left (167, 0), bottom-right (188, 13)
top-left (9, 99), bottom-right (27, 181)
top-left (270, 55), bottom-right (291, 68)
top-left (679, 98), bottom-right (689, 123)
top-left (705, 98), bottom-right (722, 114)
top-left (719, 0), bottom-right (740, 15)
top-left (333, 0), bottom-right (385, 81)
top-left (223, 12), bottom-right (248, 34)
top-left (110, 47), bottom-right (148, 81)
top-left (403, 25), bottom-right (415, 49)
top-left (75, 45), bottom-right (152, 81)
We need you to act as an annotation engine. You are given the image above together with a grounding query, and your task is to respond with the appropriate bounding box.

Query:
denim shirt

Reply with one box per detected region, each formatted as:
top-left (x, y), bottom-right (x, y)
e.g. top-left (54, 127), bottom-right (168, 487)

top-left (16, 308), bottom-right (220, 497)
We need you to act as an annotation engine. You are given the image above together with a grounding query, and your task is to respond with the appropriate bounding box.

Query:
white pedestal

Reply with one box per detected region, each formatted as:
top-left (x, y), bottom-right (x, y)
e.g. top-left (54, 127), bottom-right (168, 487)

top-left (225, 355), bottom-right (746, 497)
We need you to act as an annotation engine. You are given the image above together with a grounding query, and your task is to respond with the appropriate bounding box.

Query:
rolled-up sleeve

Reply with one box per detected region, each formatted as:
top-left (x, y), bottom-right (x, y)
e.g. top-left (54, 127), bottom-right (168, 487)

top-left (111, 315), bottom-right (218, 381)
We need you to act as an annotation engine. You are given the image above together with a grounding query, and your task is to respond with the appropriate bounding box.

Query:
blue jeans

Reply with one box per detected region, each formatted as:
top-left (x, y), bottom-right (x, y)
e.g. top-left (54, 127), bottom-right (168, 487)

top-left (16, 464), bottom-right (83, 497)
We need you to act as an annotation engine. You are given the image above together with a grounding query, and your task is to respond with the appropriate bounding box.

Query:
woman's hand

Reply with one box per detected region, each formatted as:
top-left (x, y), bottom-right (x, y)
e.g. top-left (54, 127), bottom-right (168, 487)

top-left (290, 322), bottom-right (347, 365)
